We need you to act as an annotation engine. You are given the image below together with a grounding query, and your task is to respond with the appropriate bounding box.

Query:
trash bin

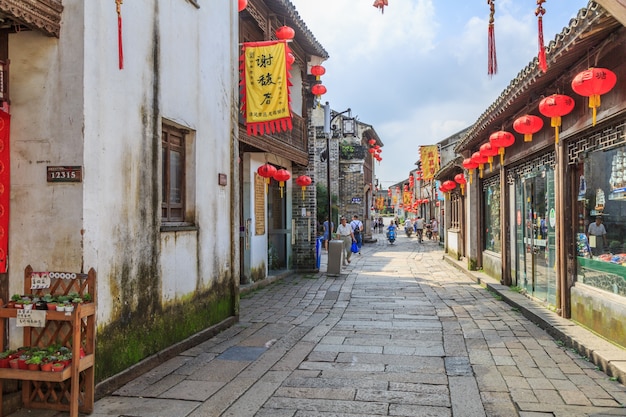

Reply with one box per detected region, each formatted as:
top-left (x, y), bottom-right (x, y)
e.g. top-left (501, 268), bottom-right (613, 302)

top-left (327, 239), bottom-right (344, 276)
top-left (316, 237), bottom-right (322, 269)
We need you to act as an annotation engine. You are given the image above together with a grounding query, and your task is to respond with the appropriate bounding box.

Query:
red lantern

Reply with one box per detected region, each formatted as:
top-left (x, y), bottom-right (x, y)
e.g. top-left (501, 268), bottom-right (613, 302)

top-left (387, 188), bottom-right (392, 197)
top-left (311, 84), bottom-right (327, 97)
top-left (238, 0), bottom-right (247, 12)
top-left (455, 173), bottom-right (467, 195)
top-left (275, 25), bottom-right (295, 40)
top-left (273, 169), bottom-right (291, 198)
top-left (479, 142), bottom-right (499, 172)
top-left (462, 157), bottom-right (478, 184)
top-left (368, 139), bottom-right (376, 146)
top-left (571, 68), bottom-right (617, 126)
top-left (286, 52), bottom-right (295, 66)
top-left (442, 180), bottom-right (456, 193)
top-left (368, 148), bottom-right (376, 154)
top-left (538, 94), bottom-right (575, 144)
top-left (489, 130), bottom-right (515, 164)
top-left (257, 163), bottom-right (276, 193)
top-left (310, 65), bottom-right (326, 80)
top-left (471, 151), bottom-right (488, 179)
top-left (513, 115), bottom-right (543, 143)
top-left (295, 175), bottom-right (312, 200)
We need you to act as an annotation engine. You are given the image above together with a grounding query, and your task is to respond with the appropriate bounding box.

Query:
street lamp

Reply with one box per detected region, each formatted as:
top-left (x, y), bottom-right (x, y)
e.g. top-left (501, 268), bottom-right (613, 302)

top-left (322, 103), bottom-right (352, 231)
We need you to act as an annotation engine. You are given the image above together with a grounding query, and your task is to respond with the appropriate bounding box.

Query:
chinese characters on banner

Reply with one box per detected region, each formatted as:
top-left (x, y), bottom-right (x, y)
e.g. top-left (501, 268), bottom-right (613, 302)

top-left (0, 110), bottom-right (9, 273)
top-left (420, 145), bottom-right (440, 181)
top-left (240, 40), bottom-right (293, 135)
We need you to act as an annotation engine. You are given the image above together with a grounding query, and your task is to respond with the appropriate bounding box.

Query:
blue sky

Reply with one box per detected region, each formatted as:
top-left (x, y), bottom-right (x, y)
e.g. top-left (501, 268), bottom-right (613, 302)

top-left (291, 0), bottom-right (591, 188)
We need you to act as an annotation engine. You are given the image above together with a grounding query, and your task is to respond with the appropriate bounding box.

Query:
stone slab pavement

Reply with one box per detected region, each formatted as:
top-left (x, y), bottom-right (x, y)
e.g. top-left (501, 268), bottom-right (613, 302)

top-left (7, 230), bottom-right (626, 416)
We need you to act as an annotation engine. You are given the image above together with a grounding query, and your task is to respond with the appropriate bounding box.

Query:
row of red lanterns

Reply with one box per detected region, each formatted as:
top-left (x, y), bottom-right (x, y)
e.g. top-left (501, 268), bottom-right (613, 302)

top-left (367, 138), bottom-right (383, 163)
top-left (457, 67), bottom-right (618, 187)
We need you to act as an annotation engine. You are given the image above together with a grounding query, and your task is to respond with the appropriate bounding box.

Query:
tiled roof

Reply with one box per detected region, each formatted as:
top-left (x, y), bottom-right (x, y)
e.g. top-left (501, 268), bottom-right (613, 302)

top-left (265, 0), bottom-right (330, 59)
top-left (456, 1), bottom-right (621, 153)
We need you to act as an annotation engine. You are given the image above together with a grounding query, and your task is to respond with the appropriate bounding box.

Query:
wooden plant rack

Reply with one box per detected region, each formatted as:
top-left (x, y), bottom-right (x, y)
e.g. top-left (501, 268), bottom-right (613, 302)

top-left (0, 265), bottom-right (96, 417)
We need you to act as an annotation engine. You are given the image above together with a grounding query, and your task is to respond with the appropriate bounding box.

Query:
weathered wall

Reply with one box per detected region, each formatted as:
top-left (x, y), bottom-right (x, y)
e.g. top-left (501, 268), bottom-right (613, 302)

top-left (572, 283), bottom-right (626, 349)
top-left (9, 0), bottom-right (238, 381)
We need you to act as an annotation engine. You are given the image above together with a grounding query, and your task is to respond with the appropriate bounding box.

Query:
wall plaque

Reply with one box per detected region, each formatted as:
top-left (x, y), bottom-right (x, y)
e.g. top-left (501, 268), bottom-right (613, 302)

top-left (47, 166), bottom-right (82, 182)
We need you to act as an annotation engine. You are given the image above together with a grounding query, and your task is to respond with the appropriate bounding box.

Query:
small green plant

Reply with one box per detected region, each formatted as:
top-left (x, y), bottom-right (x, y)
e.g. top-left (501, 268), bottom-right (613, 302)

top-left (11, 294), bottom-right (21, 302)
top-left (509, 286), bottom-right (523, 293)
top-left (555, 340), bottom-right (565, 347)
top-left (610, 376), bottom-right (618, 381)
top-left (511, 307), bottom-right (520, 313)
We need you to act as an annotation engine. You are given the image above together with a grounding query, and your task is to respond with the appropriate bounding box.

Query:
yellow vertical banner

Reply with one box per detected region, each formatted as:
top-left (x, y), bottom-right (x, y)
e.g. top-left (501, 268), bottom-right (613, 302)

top-left (420, 145), bottom-right (440, 180)
top-left (241, 40), bottom-right (293, 135)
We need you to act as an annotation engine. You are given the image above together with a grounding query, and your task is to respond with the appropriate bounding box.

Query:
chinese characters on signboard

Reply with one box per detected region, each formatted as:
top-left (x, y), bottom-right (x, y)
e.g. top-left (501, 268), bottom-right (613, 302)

top-left (241, 41), bottom-right (293, 135)
top-left (420, 145), bottom-right (440, 181)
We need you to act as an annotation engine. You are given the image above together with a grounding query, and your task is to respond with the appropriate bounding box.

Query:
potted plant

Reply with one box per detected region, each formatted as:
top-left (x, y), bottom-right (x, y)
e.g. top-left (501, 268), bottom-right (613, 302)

top-left (51, 362), bottom-right (65, 372)
top-left (82, 293), bottom-right (93, 303)
top-left (22, 299), bottom-right (34, 311)
top-left (26, 354), bottom-right (43, 371)
top-left (40, 360), bottom-right (54, 372)
top-left (8, 294), bottom-right (21, 309)
top-left (0, 350), bottom-right (13, 368)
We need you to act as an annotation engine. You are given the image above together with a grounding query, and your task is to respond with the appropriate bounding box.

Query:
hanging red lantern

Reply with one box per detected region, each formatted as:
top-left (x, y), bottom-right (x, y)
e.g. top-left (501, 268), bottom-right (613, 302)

top-left (273, 169), bottom-right (291, 198)
top-left (310, 65), bottom-right (326, 81)
top-left (368, 148), bottom-right (376, 154)
top-left (368, 139), bottom-right (376, 146)
top-left (442, 180), bottom-right (456, 193)
top-left (471, 151), bottom-right (488, 179)
top-left (455, 173), bottom-right (467, 195)
top-left (238, 0), bottom-right (248, 12)
top-left (286, 52), bottom-right (295, 66)
top-left (571, 68), bottom-right (617, 126)
top-left (311, 84), bottom-right (327, 102)
top-left (295, 175), bottom-right (312, 200)
top-left (257, 163), bottom-right (276, 193)
top-left (408, 175), bottom-right (414, 187)
top-left (489, 130), bottom-right (515, 164)
top-left (538, 94), bottom-right (574, 144)
top-left (513, 115), bottom-right (543, 143)
top-left (387, 188), bottom-right (392, 197)
top-left (275, 25), bottom-right (295, 40)
top-left (462, 157), bottom-right (478, 185)
top-left (479, 142), bottom-right (499, 172)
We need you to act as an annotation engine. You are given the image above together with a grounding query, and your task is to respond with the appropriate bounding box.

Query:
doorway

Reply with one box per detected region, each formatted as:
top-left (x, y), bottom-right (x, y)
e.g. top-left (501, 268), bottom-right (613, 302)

top-left (514, 168), bottom-right (557, 305)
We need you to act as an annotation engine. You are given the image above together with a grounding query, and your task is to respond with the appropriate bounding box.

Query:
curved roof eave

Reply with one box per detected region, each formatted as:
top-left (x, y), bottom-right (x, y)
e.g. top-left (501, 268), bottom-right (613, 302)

top-left (455, 1), bottom-right (619, 153)
top-left (265, 0), bottom-right (330, 59)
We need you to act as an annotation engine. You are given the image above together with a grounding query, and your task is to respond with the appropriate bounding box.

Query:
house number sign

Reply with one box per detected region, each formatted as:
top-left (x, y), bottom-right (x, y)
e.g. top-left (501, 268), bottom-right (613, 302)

top-left (47, 166), bottom-right (82, 183)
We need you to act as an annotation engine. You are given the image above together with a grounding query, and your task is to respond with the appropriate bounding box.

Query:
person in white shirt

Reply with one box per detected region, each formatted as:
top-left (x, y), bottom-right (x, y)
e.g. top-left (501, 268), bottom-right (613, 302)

top-left (336, 217), bottom-right (355, 265)
top-left (587, 216), bottom-right (608, 256)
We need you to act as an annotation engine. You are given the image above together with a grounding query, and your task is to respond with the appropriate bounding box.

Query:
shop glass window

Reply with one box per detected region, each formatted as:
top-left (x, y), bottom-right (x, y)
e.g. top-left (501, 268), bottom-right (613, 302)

top-left (576, 147), bottom-right (626, 297)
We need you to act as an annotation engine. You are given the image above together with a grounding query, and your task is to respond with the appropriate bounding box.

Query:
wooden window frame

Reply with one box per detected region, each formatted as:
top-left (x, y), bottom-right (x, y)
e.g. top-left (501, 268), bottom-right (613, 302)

top-left (162, 124), bottom-right (186, 223)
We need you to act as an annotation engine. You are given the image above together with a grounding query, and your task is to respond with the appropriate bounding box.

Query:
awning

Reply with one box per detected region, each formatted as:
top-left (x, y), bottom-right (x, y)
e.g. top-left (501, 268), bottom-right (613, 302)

top-left (0, 0), bottom-right (63, 38)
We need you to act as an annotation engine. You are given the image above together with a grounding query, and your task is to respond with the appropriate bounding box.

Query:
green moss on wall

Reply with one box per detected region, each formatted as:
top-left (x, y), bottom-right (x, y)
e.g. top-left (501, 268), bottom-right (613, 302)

top-left (468, 258), bottom-right (478, 271)
top-left (95, 288), bottom-right (234, 382)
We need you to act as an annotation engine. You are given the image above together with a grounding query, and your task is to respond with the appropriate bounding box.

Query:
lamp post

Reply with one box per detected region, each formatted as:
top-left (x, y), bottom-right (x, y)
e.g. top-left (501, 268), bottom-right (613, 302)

top-left (322, 103), bottom-right (352, 233)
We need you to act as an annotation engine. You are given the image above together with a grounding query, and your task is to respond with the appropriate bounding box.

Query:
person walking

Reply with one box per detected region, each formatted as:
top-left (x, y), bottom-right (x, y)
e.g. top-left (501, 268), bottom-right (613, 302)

top-left (350, 215), bottom-right (364, 254)
top-left (336, 216), bottom-right (355, 266)
top-left (322, 218), bottom-right (334, 251)
top-left (431, 217), bottom-right (439, 241)
top-left (414, 216), bottom-right (425, 243)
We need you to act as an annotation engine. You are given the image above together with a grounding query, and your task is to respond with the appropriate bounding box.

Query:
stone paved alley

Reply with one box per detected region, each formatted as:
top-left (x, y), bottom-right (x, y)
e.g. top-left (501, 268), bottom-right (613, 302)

top-left (8, 232), bottom-right (626, 416)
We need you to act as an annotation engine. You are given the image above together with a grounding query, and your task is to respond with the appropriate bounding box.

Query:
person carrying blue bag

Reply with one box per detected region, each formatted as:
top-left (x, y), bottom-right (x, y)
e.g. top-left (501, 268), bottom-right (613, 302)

top-left (336, 216), bottom-right (355, 266)
top-left (350, 215), bottom-right (364, 255)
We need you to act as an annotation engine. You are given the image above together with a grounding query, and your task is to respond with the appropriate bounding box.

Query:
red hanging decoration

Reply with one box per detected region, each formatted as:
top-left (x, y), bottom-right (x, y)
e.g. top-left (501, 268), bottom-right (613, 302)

top-left (286, 52), bottom-right (295, 66)
top-left (487, 0), bottom-right (497, 77)
top-left (536, 0), bottom-right (547, 73)
top-left (238, 0), bottom-right (248, 12)
top-left (571, 67), bottom-right (617, 126)
top-left (273, 169), bottom-right (291, 198)
top-left (310, 65), bottom-right (326, 81)
top-left (538, 94), bottom-right (575, 144)
top-left (442, 180), bottom-right (457, 193)
top-left (368, 139), bottom-right (376, 146)
top-left (295, 175), bottom-right (312, 200)
top-left (471, 151), bottom-right (489, 179)
top-left (479, 142), bottom-right (499, 172)
top-left (373, 0), bottom-right (388, 14)
top-left (513, 115), bottom-right (543, 142)
top-left (462, 157), bottom-right (478, 185)
top-left (257, 163), bottom-right (277, 194)
top-left (116, 0), bottom-right (124, 70)
top-left (489, 130), bottom-right (515, 164)
top-left (276, 26), bottom-right (295, 40)
top-left (455, 173), bottom-right (467, 196)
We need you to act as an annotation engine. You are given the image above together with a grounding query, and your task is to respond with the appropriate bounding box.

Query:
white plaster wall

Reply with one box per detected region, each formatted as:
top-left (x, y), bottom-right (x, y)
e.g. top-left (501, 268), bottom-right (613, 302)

top-left (7, 0), bottom-right (236, 344)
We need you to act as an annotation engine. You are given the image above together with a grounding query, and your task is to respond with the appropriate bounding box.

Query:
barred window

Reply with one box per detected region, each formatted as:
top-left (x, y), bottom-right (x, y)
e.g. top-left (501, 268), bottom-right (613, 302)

top-left (162, 124), bottom-right (186, 223)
